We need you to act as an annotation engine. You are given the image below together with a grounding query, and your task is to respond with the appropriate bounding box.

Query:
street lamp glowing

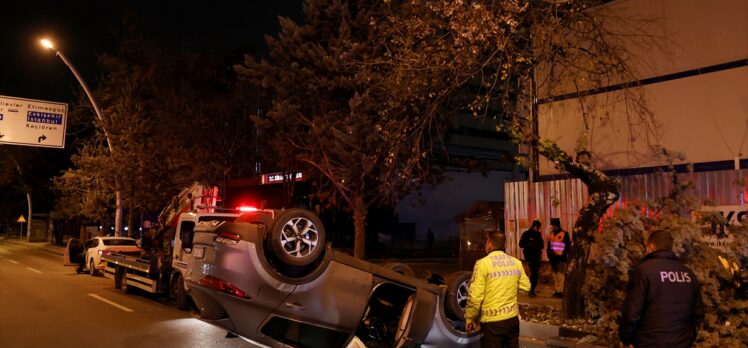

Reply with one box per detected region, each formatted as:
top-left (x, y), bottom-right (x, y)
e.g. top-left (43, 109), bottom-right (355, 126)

top-left (40, 38), bottom-right (54, 50)
top-left (38, 36), bottom-right (124, 237)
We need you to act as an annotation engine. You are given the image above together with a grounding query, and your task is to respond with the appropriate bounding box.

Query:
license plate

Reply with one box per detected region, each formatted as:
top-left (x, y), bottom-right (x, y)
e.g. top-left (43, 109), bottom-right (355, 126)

top-left (193, 246), bottom-right (204, 259)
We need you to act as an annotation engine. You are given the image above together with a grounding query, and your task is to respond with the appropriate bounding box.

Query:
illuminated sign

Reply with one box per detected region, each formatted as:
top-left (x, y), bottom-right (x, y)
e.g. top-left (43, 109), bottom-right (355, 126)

top-left (261, 172), bottom-right (304, 184)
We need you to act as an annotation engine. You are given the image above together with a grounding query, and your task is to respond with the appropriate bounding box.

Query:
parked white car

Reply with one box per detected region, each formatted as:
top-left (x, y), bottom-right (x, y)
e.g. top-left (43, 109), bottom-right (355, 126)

top-left (83, 236), bottom-right (144, 276)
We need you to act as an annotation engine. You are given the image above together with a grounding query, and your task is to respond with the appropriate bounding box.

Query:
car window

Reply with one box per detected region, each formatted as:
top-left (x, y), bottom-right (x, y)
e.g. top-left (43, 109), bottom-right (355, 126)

top-left (102, 239), bottom-right (138, 246)
top-left (260, 316), bottom-right (349, 348)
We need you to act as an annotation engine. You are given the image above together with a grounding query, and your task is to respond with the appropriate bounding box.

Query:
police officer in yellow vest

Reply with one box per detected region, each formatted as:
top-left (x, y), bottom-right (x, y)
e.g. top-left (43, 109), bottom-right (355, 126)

top-left (466, 231), bottom-right (530, 347)
top-left (547, 218), bottom-right (571, 298)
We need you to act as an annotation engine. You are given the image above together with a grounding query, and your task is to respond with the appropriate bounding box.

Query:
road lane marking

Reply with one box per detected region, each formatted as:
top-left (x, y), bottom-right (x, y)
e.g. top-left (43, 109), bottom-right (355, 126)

top-left (88, 294), bottom-right (134, 313)
top-left (8, 259), bottom-right (19, 264)
top-left (26, 267), bottom-right (42, 274)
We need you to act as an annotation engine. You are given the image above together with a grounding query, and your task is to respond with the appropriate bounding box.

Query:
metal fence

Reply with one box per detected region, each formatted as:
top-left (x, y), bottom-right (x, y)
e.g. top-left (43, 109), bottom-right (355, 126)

top-left (504, 169), bottom-right (746, 259)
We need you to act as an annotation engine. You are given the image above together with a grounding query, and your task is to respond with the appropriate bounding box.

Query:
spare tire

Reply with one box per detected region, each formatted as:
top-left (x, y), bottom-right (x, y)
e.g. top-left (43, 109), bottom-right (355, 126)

top-left (445, 271), bottom-right (472, 321)
top-left (384, 262), bottom-right (415, 277)
top-left (269, 209), bottom-right (326, 267)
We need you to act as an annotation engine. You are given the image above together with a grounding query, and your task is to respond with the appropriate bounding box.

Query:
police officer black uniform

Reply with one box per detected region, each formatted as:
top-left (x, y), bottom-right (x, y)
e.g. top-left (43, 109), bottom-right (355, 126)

top-left (519, 220), bottom-right (543, 297)
top-left (619, 230), bottom-right (705, 348)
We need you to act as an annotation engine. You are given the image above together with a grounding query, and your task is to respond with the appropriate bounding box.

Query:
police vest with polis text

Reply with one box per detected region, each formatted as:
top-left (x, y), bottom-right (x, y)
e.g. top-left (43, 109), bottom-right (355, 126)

top-left (549, 231), bottom-right (567, 256)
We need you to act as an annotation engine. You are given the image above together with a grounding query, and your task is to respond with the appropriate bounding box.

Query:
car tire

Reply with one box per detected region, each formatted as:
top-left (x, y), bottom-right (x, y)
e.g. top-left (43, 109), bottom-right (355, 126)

top-left (89, 259), bottom-right (98, 276)
top-left (173, 275), bottom-right (189, 310)
top-left (114, 267), bottom-right (124, 289)
top-left (384, 262), bottom-right (415, 277)
top-left (269, 209), bottom-right (326, 267)
top-left (445, 271), bottom-right (472, 321)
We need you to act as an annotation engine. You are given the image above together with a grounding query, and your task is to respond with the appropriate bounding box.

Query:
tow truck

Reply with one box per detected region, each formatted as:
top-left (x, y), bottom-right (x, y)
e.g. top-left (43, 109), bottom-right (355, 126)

top-left (99, 183), bottom-right (242, 309)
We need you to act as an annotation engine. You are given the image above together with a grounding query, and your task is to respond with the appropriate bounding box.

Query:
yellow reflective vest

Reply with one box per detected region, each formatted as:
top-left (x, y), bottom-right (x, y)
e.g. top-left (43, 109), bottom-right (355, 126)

top-left (465, 250), bottom-right (531, 325)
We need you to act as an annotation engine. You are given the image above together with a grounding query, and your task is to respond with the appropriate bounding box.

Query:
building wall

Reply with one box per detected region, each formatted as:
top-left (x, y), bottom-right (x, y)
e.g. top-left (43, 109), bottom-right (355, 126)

top-left (538, 0), bottom-right (748, 175)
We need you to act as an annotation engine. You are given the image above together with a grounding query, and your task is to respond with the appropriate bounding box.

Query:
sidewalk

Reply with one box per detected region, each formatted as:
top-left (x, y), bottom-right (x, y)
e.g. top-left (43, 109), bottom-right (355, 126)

top-left (397, 258), bottom-right (563, 308)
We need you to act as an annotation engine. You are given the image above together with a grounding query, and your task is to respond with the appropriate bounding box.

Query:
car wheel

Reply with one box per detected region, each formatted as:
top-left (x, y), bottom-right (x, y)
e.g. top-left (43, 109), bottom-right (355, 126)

top-left (269, 209), bottom-right (326, 267)
top-left (384, 262), bottom-right (415, 277)
top-left (89, 259), bottom-right (98, 276)
top-left (114, 267), bottom-right (124, 289)
top-left (173, 275), bottom-right (189, 310)
top-left (445, 271), bottom-right (472, 321)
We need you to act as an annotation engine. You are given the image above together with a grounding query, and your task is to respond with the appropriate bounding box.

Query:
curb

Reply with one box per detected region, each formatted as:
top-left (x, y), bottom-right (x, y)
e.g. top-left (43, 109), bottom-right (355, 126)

top-left (546, 336), bottom-right (607, 348)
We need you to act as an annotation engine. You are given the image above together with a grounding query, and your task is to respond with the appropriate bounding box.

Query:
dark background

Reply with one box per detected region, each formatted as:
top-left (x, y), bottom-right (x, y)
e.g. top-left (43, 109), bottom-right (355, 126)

top-left (0, 0), bottom-right (303, 104)
top-left (0, 1), bottom-right (303, 226)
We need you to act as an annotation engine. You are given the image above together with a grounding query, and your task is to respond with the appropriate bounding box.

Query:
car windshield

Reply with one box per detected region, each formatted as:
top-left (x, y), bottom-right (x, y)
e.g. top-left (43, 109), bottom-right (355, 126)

top-left (102, 239), bottom-right (138, 246)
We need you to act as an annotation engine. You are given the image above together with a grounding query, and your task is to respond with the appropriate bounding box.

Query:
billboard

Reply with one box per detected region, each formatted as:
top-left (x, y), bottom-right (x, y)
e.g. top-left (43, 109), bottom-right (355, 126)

top-left (0, 95), bottom-right (67, 149)
top-left (536, 0), bottom-right (748, 175)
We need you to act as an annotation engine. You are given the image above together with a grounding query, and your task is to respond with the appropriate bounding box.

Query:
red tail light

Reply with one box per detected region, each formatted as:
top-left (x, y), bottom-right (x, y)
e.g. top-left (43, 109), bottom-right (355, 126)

top-left (238, 206), bottom-right (258, 212)
top-left (198, 275), bottom-right (252, 300)
top-left (215, 232), bottom-right (241, 245)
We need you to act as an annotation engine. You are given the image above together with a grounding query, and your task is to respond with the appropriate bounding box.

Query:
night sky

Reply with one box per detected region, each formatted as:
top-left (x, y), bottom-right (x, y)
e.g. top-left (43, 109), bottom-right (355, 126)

top-left (0, 0), bottom-right (302, 104)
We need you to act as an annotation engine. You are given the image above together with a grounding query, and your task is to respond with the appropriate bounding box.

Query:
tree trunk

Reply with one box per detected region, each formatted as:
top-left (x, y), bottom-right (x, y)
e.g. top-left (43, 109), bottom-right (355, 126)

top-left (534, 144), bottom-right (620, 319)
top-left (352, 195), bottom-right (367, 259)
top-left (561, 170), bottom-right (620, 318)
top-left (115, 190), bottom-right (123, 237)
top-left (126, 201), bottom-right (135, 239)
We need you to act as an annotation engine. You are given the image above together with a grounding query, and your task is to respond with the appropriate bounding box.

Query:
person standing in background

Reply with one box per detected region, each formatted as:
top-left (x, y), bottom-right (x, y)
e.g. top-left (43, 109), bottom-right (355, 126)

top-left (547, 218), bottom-right (571, 298)
top-left (519, 220), bottom-right (544, 298)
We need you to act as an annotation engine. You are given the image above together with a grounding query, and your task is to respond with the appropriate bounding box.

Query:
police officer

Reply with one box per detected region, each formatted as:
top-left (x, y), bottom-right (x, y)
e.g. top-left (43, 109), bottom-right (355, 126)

top-left (465, 231), bottom-right (530, 347)
top-left (547, 218), bottom-right (570, 298)
top-left (619, 230), bottom-right (705, 347)
top-left (519, 220), bottom-right (543, 297)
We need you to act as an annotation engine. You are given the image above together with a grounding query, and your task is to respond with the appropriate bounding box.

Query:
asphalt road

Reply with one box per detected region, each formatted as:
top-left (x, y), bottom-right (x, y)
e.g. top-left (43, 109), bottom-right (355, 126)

top-left (0, 238), bottom-right (262, 348)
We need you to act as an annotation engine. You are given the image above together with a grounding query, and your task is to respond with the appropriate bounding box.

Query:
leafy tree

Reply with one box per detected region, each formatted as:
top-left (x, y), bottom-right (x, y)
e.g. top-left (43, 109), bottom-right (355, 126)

top-left (242, 0), bottom-right (444, 258)
top-left (369, 0), bottom-right (660, 317)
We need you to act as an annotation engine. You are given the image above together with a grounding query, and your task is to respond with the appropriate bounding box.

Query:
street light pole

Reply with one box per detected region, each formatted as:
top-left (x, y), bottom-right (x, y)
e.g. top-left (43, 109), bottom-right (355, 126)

top-left (40, 38), bottom-right (123, 237)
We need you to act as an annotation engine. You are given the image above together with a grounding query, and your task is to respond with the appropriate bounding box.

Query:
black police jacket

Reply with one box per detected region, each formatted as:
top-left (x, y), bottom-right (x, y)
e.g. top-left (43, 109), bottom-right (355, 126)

top-left (519, 229), bottom-right (543, 260)
top-left (618, 250), bottom-right (705, 348)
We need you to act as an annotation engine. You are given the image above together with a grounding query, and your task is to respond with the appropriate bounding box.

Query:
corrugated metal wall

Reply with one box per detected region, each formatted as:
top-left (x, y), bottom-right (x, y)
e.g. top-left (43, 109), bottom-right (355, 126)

top-left (504, 169), bottom-right (746, 259)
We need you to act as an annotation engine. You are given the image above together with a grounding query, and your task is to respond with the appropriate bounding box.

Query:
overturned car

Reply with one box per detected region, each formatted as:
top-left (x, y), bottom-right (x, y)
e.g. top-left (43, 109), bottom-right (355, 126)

top-left (184, 208), bottom-right (479, 347)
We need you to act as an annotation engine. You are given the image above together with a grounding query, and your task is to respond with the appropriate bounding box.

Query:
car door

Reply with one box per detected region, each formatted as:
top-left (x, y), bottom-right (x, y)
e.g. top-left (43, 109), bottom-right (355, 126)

top-left (394, 288), bottom-right (437, 348)
top-left (173, 219), bottom-right (196, 266)
top-left (269, 261), bottom-right (374, 334)
top-left (64, 238), bottom-right (84, 266)
top-left (83, 238), bottom-right (97, 264)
